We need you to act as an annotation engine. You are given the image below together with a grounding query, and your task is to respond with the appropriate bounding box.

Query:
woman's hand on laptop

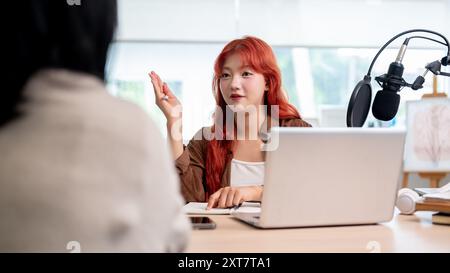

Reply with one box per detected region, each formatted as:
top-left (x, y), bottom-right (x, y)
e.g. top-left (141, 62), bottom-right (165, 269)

top-left (206, 186), bottom-right (263, 209)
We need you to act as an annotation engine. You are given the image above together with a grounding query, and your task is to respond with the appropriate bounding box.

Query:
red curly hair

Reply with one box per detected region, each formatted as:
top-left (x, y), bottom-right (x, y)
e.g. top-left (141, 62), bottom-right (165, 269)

top-left (205, 36), bottom-right (301, 198)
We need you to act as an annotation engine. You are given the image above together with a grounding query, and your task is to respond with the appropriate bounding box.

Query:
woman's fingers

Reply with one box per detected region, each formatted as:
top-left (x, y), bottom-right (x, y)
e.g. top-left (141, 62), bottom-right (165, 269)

top-left (206, 190), bottom-right (221, 210)
top-left (207, 187), bottom-right (230, 209)
top-left (162, 83), bottom-right (175, 98)
top-left (148, 71), bottom-right (164, 100)
top-left (149, 71), bottom-right (175, 106)
top-left (232, 191), bottom-right (243, 206)
top-left (207, 186), bottom-right (255, 209)
top-left (154, 72), bottom-right (164, 93)
top-left (207, 187), bottom-right (249, 209)
top-left (225, 188), bottom-right (236, 207)
top-left (217, 187), bottom-right (231, 208)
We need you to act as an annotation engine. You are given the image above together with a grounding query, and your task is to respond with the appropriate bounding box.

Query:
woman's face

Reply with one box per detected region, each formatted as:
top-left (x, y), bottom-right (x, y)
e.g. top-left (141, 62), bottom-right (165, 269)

top-left (219, 53), bottom-right (267, 110)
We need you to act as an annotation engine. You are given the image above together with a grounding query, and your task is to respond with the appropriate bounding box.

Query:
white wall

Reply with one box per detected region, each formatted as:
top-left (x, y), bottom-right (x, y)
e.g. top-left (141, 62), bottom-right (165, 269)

top-left (116, 0), bottom-right (236, 42)
top-left (117, 0), bottom-right (450, 48)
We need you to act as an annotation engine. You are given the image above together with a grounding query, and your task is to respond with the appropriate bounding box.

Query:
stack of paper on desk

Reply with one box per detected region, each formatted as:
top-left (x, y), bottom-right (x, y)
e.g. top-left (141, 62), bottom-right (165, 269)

top-left (415, 182), bottom-right (450, 195)
top-left (414, 182), bottom-right (450, 215)
top-left (183, 202), bottom-right (261, 215)
top-left (423, 191), bottom-right (450, 203)
top-left (416, 182), bottom-right (450, 203)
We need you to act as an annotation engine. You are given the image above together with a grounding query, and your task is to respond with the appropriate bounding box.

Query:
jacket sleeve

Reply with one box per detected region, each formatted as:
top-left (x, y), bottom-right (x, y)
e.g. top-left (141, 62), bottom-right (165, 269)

top-left (282, 118), bottom-right (313, 128)
top-left (174, 128), bottom-right (208, 202)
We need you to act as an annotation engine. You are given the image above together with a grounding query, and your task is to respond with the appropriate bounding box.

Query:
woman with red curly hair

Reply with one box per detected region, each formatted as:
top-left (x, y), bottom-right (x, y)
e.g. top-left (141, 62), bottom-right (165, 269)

top-left (149, 36), bottom-right (311, 208)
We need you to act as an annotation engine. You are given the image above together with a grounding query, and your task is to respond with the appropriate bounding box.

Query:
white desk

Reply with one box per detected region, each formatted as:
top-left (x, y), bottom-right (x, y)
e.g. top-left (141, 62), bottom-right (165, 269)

top-left (186, 211), bottom-right (450, 252)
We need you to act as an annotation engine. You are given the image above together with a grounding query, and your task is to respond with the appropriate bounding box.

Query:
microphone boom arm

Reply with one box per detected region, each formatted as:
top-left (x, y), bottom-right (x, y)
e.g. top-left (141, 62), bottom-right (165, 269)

top-left (367, 29), bottom-right (450, 77)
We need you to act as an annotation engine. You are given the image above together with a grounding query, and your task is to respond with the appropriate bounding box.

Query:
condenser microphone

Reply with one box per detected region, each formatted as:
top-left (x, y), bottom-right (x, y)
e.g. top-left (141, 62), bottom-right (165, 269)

top-left (371, 40), bottom-right (408, 121)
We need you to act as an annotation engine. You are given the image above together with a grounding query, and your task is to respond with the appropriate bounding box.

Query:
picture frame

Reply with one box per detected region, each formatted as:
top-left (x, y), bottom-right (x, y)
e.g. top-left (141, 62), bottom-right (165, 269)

top-left (404, 98), bottom-right (450, 172)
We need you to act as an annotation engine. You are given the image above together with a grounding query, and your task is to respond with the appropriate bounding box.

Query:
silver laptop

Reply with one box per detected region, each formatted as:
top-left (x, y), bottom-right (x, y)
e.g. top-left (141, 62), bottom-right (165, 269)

top-left (232, 127), bottom-right (406, 228)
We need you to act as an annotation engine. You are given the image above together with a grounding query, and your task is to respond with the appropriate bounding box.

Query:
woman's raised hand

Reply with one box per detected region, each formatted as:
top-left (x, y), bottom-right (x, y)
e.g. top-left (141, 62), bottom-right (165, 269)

top-left (148, 71), bottom-right (182, 123)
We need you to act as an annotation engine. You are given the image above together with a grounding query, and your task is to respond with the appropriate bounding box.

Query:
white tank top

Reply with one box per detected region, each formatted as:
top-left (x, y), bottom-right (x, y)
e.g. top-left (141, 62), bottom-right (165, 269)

top-left (230, 159), bottom-right (265, 187)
